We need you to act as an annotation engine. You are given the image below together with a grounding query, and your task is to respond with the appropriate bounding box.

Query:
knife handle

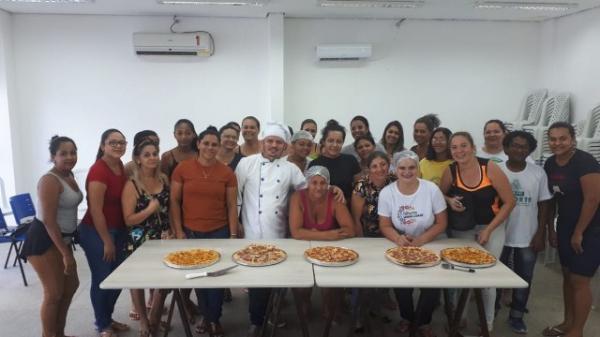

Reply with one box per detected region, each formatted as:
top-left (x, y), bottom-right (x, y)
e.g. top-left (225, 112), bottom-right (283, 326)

top-left (185, 272), bottom-right (208, 279)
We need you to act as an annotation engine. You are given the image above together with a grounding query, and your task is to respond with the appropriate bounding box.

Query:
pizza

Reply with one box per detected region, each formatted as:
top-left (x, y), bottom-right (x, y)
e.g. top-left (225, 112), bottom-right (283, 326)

top-left (304, 246), bottom-right (359, 266)
top-left (163, 248), bottom-right (220, 269)
top-left (441, 247), bottom-right (496, 266)
top-left (232, 244), bottom-right (287, 266)
top-left (385, 246), bottom-right (440, 266)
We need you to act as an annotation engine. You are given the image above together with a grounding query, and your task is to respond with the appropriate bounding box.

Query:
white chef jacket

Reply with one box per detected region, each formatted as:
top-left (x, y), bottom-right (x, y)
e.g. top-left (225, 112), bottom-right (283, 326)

top-left (236, 154), bottom-right (306, 239)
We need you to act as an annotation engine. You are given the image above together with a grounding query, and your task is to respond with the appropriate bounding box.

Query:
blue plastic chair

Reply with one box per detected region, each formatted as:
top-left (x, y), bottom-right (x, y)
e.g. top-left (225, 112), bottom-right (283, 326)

top-left (1, 207), bottom-right (29, 286)
top-left (9, 193), bottom-right (36, 225)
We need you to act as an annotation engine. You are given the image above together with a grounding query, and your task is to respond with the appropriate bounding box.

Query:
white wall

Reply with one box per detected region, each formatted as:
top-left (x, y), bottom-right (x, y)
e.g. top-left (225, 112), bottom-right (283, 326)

top-left (11, 14), bottom-right (269, 195)
top-left (284, 18), bottom-right (542, 146)
top-left (0, 9), bottom-right (16, 209)
top-left (540, 7), bottom-right (600, 122)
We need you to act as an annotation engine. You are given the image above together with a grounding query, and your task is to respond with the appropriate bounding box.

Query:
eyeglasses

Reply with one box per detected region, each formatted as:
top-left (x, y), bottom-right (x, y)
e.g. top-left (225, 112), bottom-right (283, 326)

top-left (107, 140), bottom-right (127, 148)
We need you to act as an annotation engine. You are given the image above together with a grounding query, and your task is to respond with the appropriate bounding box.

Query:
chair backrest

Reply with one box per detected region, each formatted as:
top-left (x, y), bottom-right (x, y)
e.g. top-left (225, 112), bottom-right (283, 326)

top-left (580, 104), bottom-right (600, 139)
top-left (546, 93), bottom-right (571, 125)
top-left (9, 193), bottom-right (36, 225)
top-left (523, 89), bottom-right (548, 124)
top-left (0, 207), bottom-right (7, 231)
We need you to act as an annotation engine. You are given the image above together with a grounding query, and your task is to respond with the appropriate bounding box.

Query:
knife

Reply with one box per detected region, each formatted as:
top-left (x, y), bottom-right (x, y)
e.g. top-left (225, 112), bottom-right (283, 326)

top-left (185, 265), bottom-right (239, 279)
top-left (441, 263), bottom-right (475, 273)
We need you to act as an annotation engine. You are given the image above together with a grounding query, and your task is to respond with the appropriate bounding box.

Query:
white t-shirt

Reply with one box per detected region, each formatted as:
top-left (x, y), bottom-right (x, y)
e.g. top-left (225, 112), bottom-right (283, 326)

top-left (499, 162), bottom-right (552, 247)
top-left (479, 148), bottom-right (535, 165)
top-left (378, 179), bottom-right (447, 238)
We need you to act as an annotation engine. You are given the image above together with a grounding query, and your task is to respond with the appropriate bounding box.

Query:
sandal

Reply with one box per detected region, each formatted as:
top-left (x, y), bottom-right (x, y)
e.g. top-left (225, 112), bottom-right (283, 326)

top-left (99, 330), bottom-right (116, 337)
top-left (139, 328), bottom-right (151, 337)
top-left (208, 322), bottom-right (224, 337)
top-left (110, 320), bottom-right (130, 332)
top-left (129, 310), bottom-right (141, 321)
top-left (418, 325), bottom-right (436, 337)
top-left (395, 320), bottom-right (411, 334)
top-left (542, 325), bottom-right (566, 337)
top-left (195, 317), bottom-right (208, 334)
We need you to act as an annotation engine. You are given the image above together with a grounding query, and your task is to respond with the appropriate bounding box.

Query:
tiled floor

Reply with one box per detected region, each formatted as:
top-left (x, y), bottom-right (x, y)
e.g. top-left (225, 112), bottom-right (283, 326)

top-left (0, 244), bottom-right (598, 337)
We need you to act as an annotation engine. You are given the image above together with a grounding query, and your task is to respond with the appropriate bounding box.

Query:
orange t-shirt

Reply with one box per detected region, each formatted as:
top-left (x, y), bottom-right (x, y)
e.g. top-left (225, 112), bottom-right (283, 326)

top-left (171, 159), bottom-right (237, 232)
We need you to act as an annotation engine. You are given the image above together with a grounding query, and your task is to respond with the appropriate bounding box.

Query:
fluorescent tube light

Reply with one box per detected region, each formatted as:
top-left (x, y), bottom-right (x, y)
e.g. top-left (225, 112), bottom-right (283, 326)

top-left (158, 0), bottom-right (268, 5)
top-left (474, 1), bottom-right (578, 11)
top-left (0, 0), bottom-right (93, 2)
top-left (319, 0), bottom-right (425, 8)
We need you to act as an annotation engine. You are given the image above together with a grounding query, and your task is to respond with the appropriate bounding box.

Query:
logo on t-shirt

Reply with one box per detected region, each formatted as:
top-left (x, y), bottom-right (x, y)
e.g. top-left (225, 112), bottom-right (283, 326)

top-left (511, 179), bottom-right (531, 206)
top-left (396, 205), bottom-right (423, 225)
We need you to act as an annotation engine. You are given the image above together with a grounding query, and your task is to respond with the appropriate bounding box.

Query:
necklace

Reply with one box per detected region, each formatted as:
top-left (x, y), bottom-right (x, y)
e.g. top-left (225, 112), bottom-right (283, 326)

top-left (199, 164), bottom-right (215, 179)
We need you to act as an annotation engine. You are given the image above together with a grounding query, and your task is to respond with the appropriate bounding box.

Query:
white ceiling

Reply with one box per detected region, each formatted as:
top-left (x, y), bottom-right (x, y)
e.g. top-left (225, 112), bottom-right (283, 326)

top-left (0, 0), bottom-right (599, 21)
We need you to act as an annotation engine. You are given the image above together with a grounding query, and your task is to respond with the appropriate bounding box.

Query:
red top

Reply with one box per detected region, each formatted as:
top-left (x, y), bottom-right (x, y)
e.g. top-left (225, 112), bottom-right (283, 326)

top-left (81, 159), bottom-right (127, 230)
top-left (300, 189), bottom-right (338, 231)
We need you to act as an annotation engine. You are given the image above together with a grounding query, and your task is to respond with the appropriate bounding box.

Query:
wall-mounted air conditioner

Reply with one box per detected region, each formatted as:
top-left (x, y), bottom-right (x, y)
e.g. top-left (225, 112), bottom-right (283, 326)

top-left (133, 32), bottom-right (214, 56)
top-left (316, 44), bottom-right (372, 61)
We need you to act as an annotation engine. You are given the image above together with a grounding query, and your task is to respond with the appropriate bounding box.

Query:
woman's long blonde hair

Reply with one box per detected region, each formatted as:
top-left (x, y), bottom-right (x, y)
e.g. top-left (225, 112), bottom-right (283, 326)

top-left (131, 140), bottom-right (168, 195)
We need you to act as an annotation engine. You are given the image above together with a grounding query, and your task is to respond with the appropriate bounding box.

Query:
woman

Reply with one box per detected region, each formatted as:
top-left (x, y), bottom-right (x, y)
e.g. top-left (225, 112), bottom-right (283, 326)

top-left (379, 121), bottom-right (405, 159)
top-left (440, 131), bottom-right (515, 332)
top-left (237, 116), bottom-right (261, 156)
top-left (217, 123), bottom-right (244, 171)
top-left (301, 119), bottom-right (320, 160)
top-left (479, 119), bottom-right (508, 164)
top-left (287, 130), bottom-right (314, 173)
top-left (79, 129), bottom-right (130, 337)
top-left (122, 139), bottom-right (171, 336)
top-left (341, 115), bottom-right (384, 160)
top-left (353, 134), bottom-right (377, 177)
top-left (171, 126), bottom-right (238, 337)
top-left (378, 150), bottom-right (447, 337)
top-left (289, 165), bottom-right (355, 317)
top-left (20, 136), bottom-right (83, 337)
top-left (410, 114), bottom-right (440, 160)
top-left (542, 122), bottom-right (600, 337)
top-left (125, 130), bottom-right (160, 177)
top-left (419, 127), bottom-right (453, 186)
top-left (309, 120), bottom-right (362, 202)
top-left (161, 119), bottom-right (198, 178)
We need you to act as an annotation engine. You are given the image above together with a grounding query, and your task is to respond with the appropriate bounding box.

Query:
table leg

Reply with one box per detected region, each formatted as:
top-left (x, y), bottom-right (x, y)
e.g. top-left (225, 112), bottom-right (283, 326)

top-left (267, 289), bottom-right (286, 337)
top-left (292, 288), bottom-right (311, 337)
top-left (173, 289), bottom-right (194, 337)
top-left (445, 289), bottom-right (468, 337)
top-left (322, 288), bottom-right (342, 337)
top-left (474, 289), bottom-right (490, 337)
top-left (260, 289), bottom-right (276, 337)
top-left (162, 290), bottom-right (176, 337)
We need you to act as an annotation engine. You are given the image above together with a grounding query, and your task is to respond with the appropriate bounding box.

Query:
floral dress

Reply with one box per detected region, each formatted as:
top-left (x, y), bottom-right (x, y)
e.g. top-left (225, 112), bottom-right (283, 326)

top-left (353, 174), bottom-right (396, 237)
top-left (128, 180), bottom-right (170, 253)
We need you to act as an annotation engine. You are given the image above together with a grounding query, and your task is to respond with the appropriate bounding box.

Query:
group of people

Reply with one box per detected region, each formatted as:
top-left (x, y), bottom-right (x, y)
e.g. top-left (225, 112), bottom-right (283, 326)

top-left (19, 113), bottom-right (599, 337)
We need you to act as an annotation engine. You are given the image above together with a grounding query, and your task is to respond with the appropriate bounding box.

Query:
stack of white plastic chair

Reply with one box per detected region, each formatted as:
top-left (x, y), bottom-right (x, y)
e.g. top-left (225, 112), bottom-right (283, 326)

top-left (577, 103), bottom-right (600, 163)
top-left (524, 93), bottom-right (571, 162)
top-left (505, 89), bottom-right (548, 131)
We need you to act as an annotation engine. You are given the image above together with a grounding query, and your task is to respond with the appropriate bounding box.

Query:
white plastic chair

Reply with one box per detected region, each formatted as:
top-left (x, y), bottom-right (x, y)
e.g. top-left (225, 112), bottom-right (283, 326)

top-left (577, 103), bottom-right (600, 163)
top-left (524, 93), bottom-right (571, 161)
top-left (506, 89), bottom-right (548, 131)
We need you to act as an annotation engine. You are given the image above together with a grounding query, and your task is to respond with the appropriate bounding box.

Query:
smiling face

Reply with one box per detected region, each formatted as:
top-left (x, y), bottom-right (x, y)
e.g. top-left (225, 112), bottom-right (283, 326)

top-left (52, 141), bottom-right (78, 172)
top-left (548, 127), bottom-right (575, 157)
top-left (431, 130), bottom-right (449, 155)
top-left (450, 135), bottom-right (476, 164)
top-left (385, 125), bottom-right (401, 146)
top-left (220, 128), bottom-right (239, 151)
top-left (174, 124), bottom-right (195, 147)
top-left (322, 130), bottom-right (344, 158)
top-left (355, 139), bottom-right (375, 161)
top-left (505, 136), bottom-right (531, 164)
top-left (307, 175), bottom-right (329, 200)
top-left (301, 122), bottom-right (318, 139)
top-left (413, 122), bottom-right (430, 146)
top-left (350, 120), bottom-right (368, 140)
top-left (262, 136), bottom-right (287, 160)
top-left (368, 156), bottom-right (389, 180)
top-left (242, 118), bottom-right (259, 142)
top-left (484, 122), bottom-right (505, 149)
top-left (137, 144), bottom-right (160, 171)
top-left (102, 132), bottom-right (127, 160)
top-left (292, 139), bottom-right (313, 158)
top-left (395, 158), bottom-right (419, 183)
top-left (197, 134), bottom-right (220, 162)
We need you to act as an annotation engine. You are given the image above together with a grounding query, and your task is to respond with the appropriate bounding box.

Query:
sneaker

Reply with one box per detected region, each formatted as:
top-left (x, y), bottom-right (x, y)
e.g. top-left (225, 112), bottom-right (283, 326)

top-left (508, 317), bottom-right (527, 334)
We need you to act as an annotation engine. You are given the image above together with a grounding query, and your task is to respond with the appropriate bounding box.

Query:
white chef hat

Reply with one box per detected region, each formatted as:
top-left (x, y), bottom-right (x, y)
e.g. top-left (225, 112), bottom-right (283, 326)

top-left (261, 122), bottom-right (291, 143)
top-left (291, 130), bottom-right (314, 143)
top-left (305, 165), bottom-right (330, 184)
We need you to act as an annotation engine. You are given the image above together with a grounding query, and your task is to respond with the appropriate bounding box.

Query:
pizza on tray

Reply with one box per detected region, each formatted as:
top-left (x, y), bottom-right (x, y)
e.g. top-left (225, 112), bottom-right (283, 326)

top-left (232, 244), bottom-right (287, 267)
top-left (163, 248), bottom-right (220, 269)
top-left (385, 246), bottom-right (440, 267)
top-left (304, 246), bottom-right (359, 266)
top-left (441, 247), bottom-right (496, 266)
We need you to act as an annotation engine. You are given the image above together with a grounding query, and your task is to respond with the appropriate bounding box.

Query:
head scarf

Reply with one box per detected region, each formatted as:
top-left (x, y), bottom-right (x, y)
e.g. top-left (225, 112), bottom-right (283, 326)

top-left (304, 165), bottom-right (330, 184)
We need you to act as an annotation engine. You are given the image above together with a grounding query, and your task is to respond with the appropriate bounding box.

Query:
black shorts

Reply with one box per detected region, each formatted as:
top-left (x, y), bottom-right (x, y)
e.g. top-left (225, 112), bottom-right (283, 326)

top-left (557, 224), bottom-right (600, 277)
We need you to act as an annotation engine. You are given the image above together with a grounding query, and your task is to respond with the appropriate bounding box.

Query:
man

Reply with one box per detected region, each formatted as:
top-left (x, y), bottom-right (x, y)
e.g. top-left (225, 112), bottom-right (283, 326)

top-left (497, 130), bottom-right (552, 334)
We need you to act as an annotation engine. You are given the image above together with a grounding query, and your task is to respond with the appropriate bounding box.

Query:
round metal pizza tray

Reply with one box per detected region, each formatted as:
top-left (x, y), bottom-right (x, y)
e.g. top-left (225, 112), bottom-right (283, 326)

top-left (231, 250), bottom-right (288, 267)
top-left (384, 249), bottom-right (441, 268)
top-left (304, 247), bottom-right (359, 267)
top-left (163, 251), bottom-right (221, 270)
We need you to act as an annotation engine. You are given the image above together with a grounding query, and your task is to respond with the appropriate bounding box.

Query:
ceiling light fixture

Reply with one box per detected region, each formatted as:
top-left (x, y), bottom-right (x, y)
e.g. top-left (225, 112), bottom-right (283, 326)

top-left (0, 0), bottom-right (93, 3)
top-left (474, 1), bottom-right (578, 11)
top-left (157, 0), bottom-right (268, 5)
top-left (319, 0), bottom-right (425, 9)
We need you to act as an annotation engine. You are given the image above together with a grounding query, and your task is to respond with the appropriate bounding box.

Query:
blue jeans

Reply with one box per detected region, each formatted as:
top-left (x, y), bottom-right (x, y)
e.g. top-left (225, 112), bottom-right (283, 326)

top-left (499, 246), bottom-right (537, 318)
top-left (78, 224), bottom-right (127, 331)
top-left (185, 226), bottom-right (229, 323)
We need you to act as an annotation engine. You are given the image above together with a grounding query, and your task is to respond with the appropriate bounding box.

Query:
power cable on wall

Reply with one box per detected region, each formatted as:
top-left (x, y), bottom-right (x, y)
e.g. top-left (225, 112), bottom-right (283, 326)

top-left (169, 15), bottom-right (215, 56)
